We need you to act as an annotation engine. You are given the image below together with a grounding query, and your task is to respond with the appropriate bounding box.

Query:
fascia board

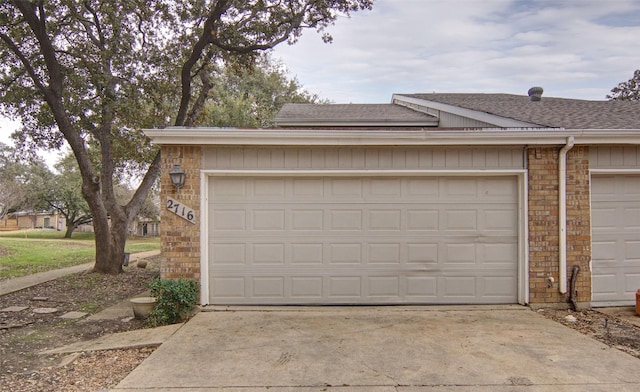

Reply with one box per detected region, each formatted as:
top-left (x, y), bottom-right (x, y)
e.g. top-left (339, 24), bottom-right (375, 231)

top-left (392, 94), bottom-right (542, 128)
top-left (143, 128), bottom-right (640, 146)
top-left (275, 120), bottom-right (439, 127)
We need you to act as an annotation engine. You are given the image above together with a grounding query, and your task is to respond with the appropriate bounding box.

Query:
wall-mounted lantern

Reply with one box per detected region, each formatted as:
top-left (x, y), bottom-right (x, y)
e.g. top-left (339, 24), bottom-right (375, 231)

top-left (169, 164), bottom-right (186, 190)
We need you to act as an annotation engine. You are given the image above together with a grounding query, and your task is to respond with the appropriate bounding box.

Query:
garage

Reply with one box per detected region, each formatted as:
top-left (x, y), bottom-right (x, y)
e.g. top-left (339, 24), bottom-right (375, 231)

top-left (206, 175), bottom-right (519, 305)
top-left (591, 174), bottom-right (640, 306)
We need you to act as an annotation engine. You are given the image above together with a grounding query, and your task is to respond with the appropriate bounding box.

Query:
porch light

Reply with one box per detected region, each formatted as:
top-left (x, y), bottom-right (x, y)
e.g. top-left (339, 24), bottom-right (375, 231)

top-left (169, 164), bottom-right (186, 190)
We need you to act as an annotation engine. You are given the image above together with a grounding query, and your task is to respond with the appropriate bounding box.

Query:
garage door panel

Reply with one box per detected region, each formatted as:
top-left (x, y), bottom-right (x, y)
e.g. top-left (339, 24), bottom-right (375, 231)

top-left (483, 243), bottom-right (518, 264)
top-left (368, 243), bottom-right (401, 264)
top-left (211, 243), bottom-right (246, 265)
top-left (592, 174), bottom-right (640, 306)
top-left (369, 210), bottom-right (402, 230)
top-left (329, 277), bottom-right (362, 297)
top-left (292, 210), bottom-right (324, 230)
top-left (484, 210), bottom-right (516, 230)
top-left (625, 209), bottom-right (640, 229)
top-left (211, 277), bottom-right (246, 299)
top-left (329, 210), bottom-right (363, 230)
top-left (368, 276), bottom-right (400, 297)
top-left (252, 244), bottom-right (285, 264)
top-left (627, 241), bottom-right (640, 260)
top-left (444, 210), bottom-right (477, 230)
top-left (208, 176), bottom-right (518, 304)
top-left (329, 243), bottom-right (362, 264)
top-left (212, 210), bottom-right (246, 230)
top-left (483, 276), bottom-right (518, 297)
top-left (625, 274), bottom-right (640, 294)
top-left (407, 243), bottom-right (439, 263)
top-left (407, 210), bottom-right (439, 230)
top-left (252, 210), bottom-right (285, 230)
top-left (291, 244), bottom-right (323, 264)
top-left (406, 178), bottom-right (439, 196)
top-left (443, 276), bottom-right (476, 297)
top-left (292, 178), bottom-right (324, 197)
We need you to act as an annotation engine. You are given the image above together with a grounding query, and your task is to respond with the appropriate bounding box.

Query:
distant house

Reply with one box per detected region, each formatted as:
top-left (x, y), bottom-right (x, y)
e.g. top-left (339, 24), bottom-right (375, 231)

top-left (13, 211), bottom-right (64, 231)
top-left (131, 218), bottom-right (160, 237)
top-left (144, 89), bottom-right (640, 309)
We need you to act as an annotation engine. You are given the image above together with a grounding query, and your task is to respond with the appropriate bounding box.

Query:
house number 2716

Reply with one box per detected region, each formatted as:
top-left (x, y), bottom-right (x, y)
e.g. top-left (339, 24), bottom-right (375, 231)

top-left (166, 197), bottom-right (196, 224)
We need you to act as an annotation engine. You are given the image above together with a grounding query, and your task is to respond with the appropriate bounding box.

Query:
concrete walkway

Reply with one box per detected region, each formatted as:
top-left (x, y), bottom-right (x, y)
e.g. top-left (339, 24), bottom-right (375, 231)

top-left (0, 250), bottom-right (160, 296)
top-left (112, 306), bottom-right (640, 391)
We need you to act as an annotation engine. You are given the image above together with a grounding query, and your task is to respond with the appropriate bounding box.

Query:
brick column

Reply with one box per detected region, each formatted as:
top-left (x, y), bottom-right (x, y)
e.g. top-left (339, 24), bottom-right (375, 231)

top-left (527, 146), bottom-right (591, 308)
top-left (565, 146), bottom-right (591, 308)
top-left (159, 145), bottom-right (202, 280)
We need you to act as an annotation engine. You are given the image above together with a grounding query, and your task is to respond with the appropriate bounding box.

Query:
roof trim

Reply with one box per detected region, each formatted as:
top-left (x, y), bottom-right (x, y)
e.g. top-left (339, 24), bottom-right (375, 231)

top-left (275, 120), bottom-right (439, 127)
top-left (392, 94), bottom-right (543, 128)
top-left (144, 127), bottom-right (640, 146)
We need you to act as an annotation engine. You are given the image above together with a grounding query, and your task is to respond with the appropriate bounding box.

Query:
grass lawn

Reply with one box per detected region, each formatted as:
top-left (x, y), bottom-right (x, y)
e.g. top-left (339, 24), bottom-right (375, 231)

top-left (0, 229), bottom-right (160, 279)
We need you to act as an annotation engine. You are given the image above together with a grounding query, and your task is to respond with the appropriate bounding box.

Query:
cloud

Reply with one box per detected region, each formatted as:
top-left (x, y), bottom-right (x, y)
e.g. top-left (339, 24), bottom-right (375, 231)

top-left (273, 0), bottom-right (640, 102)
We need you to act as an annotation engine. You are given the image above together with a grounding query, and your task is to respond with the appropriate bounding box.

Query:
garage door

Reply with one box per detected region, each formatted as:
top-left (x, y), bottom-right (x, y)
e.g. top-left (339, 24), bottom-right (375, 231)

top-left (207, 176), bottom-right (519, 305)
top-left (591, 174), bottom-right (640, 306)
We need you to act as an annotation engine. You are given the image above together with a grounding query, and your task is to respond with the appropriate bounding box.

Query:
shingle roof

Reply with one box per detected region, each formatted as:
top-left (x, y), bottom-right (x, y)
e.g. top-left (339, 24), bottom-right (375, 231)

top-left (401, 93), bottom-right (640, 129)
top-left (276, 103), bottom-right (438, 125)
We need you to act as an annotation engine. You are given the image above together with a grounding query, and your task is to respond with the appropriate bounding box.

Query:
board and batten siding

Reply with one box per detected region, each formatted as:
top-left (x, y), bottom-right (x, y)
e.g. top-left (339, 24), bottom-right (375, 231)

top-left (203, 146), bottom-right (525, 170)
top-left (590, 146), bottom-right (640, 169)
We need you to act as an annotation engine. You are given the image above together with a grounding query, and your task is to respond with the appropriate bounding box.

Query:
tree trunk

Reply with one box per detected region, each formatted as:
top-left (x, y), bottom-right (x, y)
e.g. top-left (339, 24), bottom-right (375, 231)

top-left (91, 212), bottom-right (126, 274)
top-left (63, 222), bottom-right (75, 238)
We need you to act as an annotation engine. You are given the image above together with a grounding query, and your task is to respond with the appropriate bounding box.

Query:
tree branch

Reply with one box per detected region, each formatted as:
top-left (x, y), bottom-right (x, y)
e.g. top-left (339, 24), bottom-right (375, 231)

top-left (175, 0), bottom-right (230, 126)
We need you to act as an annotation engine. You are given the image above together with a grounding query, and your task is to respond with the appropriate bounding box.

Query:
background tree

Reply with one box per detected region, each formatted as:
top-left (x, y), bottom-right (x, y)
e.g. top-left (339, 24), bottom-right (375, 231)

top-left (40, 154), bottom-right (94, 238)
top-left (200, 54), bottom-right (328, 128)
top-left (607, 69), bottom-right (640, 101)
top-left (0, 142), bottom-right (51, 216)
top-left (0, 0), bottom-right (372, 274)
top-left (0, 142), bottom-right (27, 219)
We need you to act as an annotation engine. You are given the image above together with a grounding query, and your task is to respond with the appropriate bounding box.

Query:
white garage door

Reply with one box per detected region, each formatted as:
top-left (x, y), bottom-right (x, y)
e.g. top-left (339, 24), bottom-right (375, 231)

top-left (591, 174), bottom-right (640, 306)
top-left (207, 176), bottom-right (519, 305)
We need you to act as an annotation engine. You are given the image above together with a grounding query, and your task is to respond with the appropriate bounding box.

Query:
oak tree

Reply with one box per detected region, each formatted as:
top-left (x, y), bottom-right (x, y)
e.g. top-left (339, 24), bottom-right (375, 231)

top-left (607, 69), bottom-right (640, 101)
top-left (0, 0), bottom-right (372, 274)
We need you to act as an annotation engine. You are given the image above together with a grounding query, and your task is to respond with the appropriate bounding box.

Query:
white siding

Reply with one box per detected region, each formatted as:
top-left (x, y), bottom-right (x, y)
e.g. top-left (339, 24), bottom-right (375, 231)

top-left (590, 146), bottom-right (640, 169)
top-left (204, 147), bottom-right (524, 171)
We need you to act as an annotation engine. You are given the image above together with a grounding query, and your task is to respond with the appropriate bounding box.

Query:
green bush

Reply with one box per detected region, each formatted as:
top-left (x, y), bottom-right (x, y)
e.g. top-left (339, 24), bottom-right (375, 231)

top-left (147, 277), bottom-right (199, 326)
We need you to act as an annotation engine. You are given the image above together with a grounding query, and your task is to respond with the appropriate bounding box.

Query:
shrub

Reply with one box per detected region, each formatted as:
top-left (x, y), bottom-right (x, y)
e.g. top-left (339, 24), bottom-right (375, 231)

top-left (147, 277), bottom-right (199, 326)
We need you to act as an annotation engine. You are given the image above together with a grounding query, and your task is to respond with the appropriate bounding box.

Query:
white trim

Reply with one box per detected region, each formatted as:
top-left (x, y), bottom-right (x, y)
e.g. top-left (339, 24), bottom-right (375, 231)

top-left (200, 170), bottom-right (210, 305)
top-left (589, 169), bottom-right (640, 174)
top-left (274, 120), bottom-right (439, 127)
top-left (519, 173), bottom-right (530, 305)
top-left (144, 127), bottom-right (640, 147)
top-left (200, 169), bottom-right (525, 176)
top-left (200, 168), bottom-right (528, 305)
top-left (558, 136), bottom-right (575, 295)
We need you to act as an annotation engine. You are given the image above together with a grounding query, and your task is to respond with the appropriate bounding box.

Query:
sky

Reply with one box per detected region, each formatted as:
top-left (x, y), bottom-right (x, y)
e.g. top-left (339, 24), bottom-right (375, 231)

top-left (272, 0), bottom-right (640, 103)
top-left (2, 0), bottom-right (640, 148)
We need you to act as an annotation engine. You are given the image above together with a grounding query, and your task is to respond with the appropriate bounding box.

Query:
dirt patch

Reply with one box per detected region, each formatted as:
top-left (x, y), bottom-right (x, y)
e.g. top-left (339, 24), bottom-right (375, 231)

top-left (0, 257), bottom-right (160, 391)
top-left (539, 307), bottom-right (640, 359)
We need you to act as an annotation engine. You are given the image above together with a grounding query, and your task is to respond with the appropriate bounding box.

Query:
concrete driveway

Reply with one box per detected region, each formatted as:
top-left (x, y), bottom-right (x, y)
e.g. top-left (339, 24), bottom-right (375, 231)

top-left (113, 305), bottom-right (639, 391)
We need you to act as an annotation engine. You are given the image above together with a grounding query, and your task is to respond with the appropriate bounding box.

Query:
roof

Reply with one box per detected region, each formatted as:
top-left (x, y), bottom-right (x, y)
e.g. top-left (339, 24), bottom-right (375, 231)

top-left (275, 103), bottom-right (439, 127)
top-left (398, 93), bottom-right (640, 129)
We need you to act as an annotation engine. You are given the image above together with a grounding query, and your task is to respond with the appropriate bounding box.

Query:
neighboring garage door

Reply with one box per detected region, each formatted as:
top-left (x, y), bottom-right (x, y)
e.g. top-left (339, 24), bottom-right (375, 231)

top-left (207, 176), bottom-right (519, 305)
top-left (591, 174), bottom-right (640, 306)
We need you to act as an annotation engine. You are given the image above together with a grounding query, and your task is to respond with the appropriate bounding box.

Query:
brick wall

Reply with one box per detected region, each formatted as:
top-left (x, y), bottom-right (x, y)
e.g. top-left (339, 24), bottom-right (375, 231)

top-left (528, 146), bottom-right (591, 308)
top-left (160, 146), bottom-right (202, 281)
